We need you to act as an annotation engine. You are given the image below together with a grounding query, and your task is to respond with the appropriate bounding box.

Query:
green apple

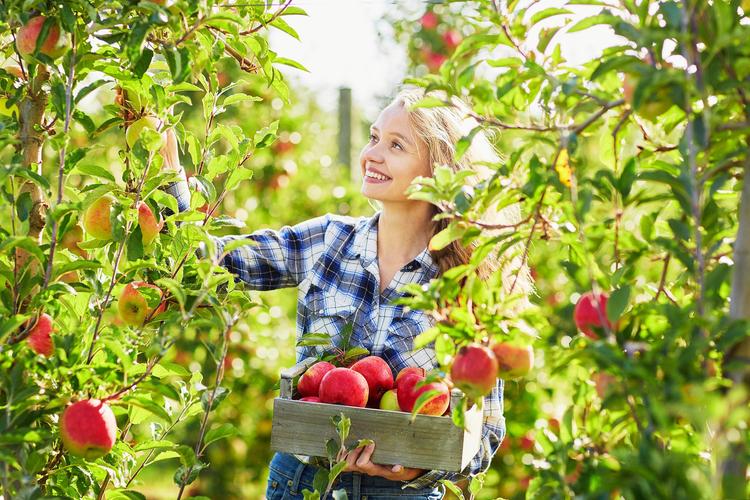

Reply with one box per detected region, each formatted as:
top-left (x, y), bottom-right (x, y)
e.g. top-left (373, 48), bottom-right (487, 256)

top-left (378, 389), bottom-right (399, 411)
top-left (126, 116), bottom-right (161, 149)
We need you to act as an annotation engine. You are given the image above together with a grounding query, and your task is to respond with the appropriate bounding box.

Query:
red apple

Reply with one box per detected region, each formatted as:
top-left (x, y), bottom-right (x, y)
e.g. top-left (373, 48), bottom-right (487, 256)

top-left (59, 399), bottom-right (118, 459)
top-left (350, 356), bottom-right (394, 407)
top-left (520, 432), bottom-right (535, 452)
top-left (27, 313), bottom-right (53, 357)
top-left (450, 344), bottom-right (498, 399)
top-left (396, 373), bottom-right (450, 415)
top-left (395, 366), bottom-right (426, 383)
top-left (117, 281), bottom-right (165, 326)
top-left (16, 16), bottom-right (67, 61)
top-left (442, 30), bottom-right (462, 50)
top-left (318, 368), bottom-right (369, 407)
top-left (300, 396), bottom-right (321, 403)
top-left (83, 194), bottom-right (116, 240)
top-left (421, 48), bottom-right (448, 72)
top-left (491, 343), bottom-right (534, 379)
top-left (420, 11), bottom-right (439, 30)
top-left (378, 389), bottom-right (399, 411)
top-left (297, 361), bottom-right (335, 398)
top-left (137, 201), bottom-right (163, 246)
top-left (574, 291), bottom-right (615, 339)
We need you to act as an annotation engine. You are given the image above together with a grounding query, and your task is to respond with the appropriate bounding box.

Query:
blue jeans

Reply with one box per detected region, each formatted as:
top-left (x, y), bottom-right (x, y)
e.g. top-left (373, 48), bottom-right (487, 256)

top-left (266, 452), bottom-right (445, 499)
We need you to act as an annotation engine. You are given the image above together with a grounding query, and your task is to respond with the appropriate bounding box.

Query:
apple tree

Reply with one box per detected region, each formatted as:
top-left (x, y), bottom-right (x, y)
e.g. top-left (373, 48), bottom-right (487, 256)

top-left (0, 0), bottom-right (311, 497)
top-left (386, 0), bottom-right (749, 498)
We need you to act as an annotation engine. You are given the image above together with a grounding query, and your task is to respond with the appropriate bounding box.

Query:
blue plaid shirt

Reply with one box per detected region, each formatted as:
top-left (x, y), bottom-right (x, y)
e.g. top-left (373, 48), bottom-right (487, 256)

top-left (165, 180), bottom-right (506, 489)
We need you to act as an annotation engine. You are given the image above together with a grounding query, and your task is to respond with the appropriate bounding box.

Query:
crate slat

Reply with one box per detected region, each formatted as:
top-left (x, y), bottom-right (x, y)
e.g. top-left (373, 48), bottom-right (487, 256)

top-left (271, 398), bottom-right (482, 472)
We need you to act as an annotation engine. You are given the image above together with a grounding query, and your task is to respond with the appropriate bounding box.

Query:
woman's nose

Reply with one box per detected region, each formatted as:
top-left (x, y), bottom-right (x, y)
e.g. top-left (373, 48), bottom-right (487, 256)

top-left (362, 142), bottom-right (385, 162)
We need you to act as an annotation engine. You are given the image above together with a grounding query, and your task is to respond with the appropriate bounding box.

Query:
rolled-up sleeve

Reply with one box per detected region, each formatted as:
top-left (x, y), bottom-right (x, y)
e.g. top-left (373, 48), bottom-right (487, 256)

top-left (211, 215), bottom-right (332, 290)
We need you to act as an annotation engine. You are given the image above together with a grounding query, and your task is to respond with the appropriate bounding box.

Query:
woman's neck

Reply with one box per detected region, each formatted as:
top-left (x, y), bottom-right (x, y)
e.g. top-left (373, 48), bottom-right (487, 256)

top-left (376, 202), bottom-right (435, 265)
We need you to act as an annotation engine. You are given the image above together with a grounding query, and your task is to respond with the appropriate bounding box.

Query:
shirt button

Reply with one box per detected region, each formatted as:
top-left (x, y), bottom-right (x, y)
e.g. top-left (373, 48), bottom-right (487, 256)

top-left (287, 479), bottom-right (293, 487)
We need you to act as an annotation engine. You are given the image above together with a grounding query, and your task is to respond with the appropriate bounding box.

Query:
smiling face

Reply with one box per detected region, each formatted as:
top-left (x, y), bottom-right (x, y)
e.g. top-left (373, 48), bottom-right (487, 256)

top-left (359, 101), bottom-right (433, 203)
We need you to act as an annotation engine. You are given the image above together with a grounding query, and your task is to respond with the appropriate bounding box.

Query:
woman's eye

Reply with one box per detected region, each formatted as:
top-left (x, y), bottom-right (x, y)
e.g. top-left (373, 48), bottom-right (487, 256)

top-left (392, 141), bottom-right (403, 150)
top-left (369, 134), bottom-right (378, 142)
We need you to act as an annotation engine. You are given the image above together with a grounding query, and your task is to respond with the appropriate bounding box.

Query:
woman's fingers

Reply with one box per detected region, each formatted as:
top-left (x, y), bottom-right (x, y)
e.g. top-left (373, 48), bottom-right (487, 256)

top-left (355, 443), bottom-right (375, 468)
top-left (344, 446), bottom-right (363, 472)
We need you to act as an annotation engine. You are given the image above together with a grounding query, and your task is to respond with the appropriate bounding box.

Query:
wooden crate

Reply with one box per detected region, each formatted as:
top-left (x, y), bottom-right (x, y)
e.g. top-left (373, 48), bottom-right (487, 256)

top-left (270, 357), bottom-right (483, 472)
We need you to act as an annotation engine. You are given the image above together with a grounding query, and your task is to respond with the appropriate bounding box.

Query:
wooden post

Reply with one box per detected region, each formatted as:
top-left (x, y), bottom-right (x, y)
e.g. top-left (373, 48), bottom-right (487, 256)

top-left (338, 87), bottom-right (352, 173)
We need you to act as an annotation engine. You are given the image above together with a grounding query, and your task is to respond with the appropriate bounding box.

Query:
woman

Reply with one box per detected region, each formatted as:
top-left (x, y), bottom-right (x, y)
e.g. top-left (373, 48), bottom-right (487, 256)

top-left (164, 86), bottom-right (515, 499)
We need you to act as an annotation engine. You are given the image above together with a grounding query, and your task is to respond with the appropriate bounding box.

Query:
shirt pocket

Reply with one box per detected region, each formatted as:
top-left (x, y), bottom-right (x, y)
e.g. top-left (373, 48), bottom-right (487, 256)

top-left (383, 310), bottom-right (437, 373)
top-left (301, 285), bottom-right (359, 356)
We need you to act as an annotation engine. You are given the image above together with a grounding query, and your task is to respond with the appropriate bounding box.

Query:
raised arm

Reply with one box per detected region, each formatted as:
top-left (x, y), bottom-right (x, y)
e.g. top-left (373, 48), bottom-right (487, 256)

top-left (159, 129), bottom-right (329, 290)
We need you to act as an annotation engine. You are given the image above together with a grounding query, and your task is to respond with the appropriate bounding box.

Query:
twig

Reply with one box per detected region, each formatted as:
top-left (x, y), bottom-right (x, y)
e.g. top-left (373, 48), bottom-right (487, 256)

top-left (175, 315), bottom-right (236, 500)
top-left (239, 0), bottom-right (294, 35)
top-left (42, 32), bottom-right (77, 290)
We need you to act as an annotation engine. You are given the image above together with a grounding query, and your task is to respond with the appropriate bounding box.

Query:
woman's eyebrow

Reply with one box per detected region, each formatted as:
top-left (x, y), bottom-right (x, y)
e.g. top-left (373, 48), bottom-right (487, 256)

top-left (371, 126), bottom-right (414, 147)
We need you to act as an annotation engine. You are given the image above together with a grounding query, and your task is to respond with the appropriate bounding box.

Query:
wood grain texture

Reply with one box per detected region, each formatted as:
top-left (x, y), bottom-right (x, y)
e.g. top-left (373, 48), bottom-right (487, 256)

top-left (270, 398), bottom-right (482, 471)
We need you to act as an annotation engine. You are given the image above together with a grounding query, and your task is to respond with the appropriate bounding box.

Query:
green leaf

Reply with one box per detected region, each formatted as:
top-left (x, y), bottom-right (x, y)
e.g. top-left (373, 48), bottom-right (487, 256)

top-left (530, 7), bottom-right (572, 25)
top-left (328, 460), bottom-right (348, 487)
top-left (273, 57), bottom-right (309, 72)
top-left (312, 467), bottom-right (329, 495)
top-left (441, 479), bottom-right (465, 499)
top-left (296, 333), bottom-right (333, 347)
top-left (225, 167), bottom-right (254, 191)
top-left (606, 286), bottom-right (630, 324)
top-left (413, 327), bottom-right (440, 350)
top-left (343, 347), bottom-right (369, 363)
top-left (269, 17), bottom-right (300, 40)
top-left (429, 224), bottom-right (465, 252)
top-left (331, 487), bottom-right (348, 500)
top-left (203, 423), bottom-right (239, 448)
top-left (223, 94), bottom-right (263, 107)
top-left (105, 489), bottom-right (147, 500)
top-left (201, 386), bottom-right (229, 412)
top-left (333, 413), bottom-right (350, 443)
top-left (410, 389), bottom-right (443, 421)
top-left (74, 164), bottom-right (116, 182)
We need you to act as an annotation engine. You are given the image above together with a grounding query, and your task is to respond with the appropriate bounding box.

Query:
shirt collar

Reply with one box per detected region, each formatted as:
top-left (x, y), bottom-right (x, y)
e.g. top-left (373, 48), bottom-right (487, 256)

top-left (346, 211), bottom-right (438, 276)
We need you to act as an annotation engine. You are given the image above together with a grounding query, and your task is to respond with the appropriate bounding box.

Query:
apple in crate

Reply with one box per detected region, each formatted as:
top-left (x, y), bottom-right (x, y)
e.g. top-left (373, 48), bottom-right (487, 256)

top-left (318, 368), bottom-right (369, 407)
top-left (396, 372), bottom-right (450, 415)
top-left (297, 361), bottom-right (335, 398)
top-left (350, 355), bottom-right (394, 407)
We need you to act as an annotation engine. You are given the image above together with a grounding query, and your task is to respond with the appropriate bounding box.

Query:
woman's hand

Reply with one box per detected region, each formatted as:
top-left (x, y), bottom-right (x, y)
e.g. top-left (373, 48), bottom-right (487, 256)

top-left (343, 442), bottom-right (425, 481)
top-left (159, 128), bottom-right (183, 173)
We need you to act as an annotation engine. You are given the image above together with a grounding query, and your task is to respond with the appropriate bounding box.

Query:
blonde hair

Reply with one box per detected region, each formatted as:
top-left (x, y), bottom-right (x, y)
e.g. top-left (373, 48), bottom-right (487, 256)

top-left (390, 85), bottom-right (533, 304)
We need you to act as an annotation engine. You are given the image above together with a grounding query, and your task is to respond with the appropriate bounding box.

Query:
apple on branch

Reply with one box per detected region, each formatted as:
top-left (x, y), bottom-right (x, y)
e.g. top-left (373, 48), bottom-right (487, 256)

top-left (60, 223), bottom-right (88, 258)
top-left (26, 313), bottom-right (54, 357)
top-left (83, 194), bottom-right (116, 240)
top-left (137, 201), bottom-right (163, 246)
top-left (117, 281), bottom-right (166, 326)
top-left (16, 16), bottom-right (68, 62)
top-left (450, 344), bottom-right (498, 399)
top-left (59, 399), bottom-right (118, 460)
top-left (491, 343), bottom-right (534, 379)
top-left (574, 291), bottom-right (616, 339)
